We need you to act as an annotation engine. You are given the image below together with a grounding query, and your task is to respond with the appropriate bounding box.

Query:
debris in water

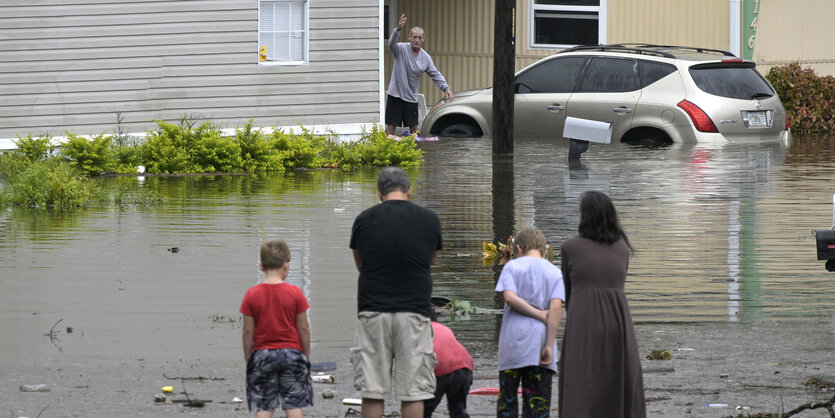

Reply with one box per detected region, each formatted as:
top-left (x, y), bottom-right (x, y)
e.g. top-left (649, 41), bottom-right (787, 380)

top-left (19, 384), bottom-right (49, 392)
top-left (646, 350), bottom-right (672, 360)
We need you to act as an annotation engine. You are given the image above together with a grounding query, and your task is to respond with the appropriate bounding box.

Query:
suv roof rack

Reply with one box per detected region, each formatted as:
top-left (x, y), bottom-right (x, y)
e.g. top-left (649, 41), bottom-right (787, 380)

top-left (560, 44), bottom-right (737, 59)
top-left (614, 43), bottom-right (737, 57)
top-left (559, 45), bottom-right (675, 58)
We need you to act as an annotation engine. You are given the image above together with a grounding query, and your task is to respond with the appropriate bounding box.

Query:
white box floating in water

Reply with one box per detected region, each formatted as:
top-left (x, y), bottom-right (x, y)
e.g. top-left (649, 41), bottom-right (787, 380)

top-left (563, 116), bottom-right (612, 144)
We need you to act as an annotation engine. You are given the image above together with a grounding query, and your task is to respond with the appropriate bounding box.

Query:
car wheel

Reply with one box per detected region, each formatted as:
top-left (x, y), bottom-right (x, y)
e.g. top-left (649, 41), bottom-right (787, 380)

top-left (440, 123), bottom-right (480, 137)
top-left (621, 127), bottom-right (673, 146)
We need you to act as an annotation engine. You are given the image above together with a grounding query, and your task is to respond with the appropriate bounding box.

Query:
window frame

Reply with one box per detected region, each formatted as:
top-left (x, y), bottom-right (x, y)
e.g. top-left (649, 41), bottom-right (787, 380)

top-left (258, 0), bottom-right (310, 66)
top-left (528, 0), bottom-right (607, 49)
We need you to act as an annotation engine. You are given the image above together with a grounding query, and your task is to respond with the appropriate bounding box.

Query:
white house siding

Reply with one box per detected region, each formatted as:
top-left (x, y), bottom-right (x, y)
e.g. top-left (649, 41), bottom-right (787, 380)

top-left (0, 0), bottom-right (380, 146)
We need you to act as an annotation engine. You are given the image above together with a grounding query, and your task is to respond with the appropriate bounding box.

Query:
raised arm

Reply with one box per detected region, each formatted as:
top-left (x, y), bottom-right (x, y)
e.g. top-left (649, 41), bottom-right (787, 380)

top-left (388, 14), bottom-right (407, 53)
top-left (502, 290), bottom-right (547, 323)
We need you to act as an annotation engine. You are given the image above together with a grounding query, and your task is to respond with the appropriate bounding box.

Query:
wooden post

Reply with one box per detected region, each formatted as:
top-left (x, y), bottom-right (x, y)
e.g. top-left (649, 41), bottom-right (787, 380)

top-left (491, 154), bottom-right (514, 293)
top-left (492, 0), bottom-right (515, 155)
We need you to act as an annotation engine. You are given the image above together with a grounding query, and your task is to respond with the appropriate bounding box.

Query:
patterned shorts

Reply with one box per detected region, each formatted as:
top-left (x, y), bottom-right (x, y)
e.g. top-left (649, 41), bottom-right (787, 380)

top-left (246, 348), bottom-right (313, 412)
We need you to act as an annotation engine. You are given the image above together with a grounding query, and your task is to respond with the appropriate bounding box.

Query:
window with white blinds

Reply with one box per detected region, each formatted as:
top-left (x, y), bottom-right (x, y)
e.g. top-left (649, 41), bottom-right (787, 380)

top-left (259, 0), bottom-right (308, 65)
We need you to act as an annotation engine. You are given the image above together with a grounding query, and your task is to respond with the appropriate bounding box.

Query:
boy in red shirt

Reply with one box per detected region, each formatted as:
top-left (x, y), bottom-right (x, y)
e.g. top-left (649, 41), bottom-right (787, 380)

top-left (424, 318), bottom-right (474, 418)
top-left (240, 240), bottom-right (312, 418)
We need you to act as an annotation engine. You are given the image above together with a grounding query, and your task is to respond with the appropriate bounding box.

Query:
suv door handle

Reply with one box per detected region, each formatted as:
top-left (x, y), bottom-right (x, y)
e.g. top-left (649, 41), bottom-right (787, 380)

top-left (613, 106), bottom-right (633, 115)
top-left (546, 104), bottom-right (565, 112)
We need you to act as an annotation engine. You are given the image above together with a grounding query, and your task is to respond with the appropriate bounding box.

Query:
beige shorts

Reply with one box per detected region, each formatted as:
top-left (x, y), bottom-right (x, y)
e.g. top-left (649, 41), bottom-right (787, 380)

top-left (350, 311), bottom-right (436, 401)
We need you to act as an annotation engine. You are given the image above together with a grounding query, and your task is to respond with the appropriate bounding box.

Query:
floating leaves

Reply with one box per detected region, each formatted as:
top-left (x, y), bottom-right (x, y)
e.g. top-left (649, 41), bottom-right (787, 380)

top-left (481, 235), bottom-right (555, 265)
top-left (646, 350), bottom-right (672, 360)
top-left (432, 297), bottom-right (502, 321)
top-left (482, 236), bottom-right (515, 265)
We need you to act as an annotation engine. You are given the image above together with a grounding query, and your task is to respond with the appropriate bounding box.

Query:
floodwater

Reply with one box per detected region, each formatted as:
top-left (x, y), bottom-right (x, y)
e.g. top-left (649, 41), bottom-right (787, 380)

top-left (1, 136), bottom-right (834, 373)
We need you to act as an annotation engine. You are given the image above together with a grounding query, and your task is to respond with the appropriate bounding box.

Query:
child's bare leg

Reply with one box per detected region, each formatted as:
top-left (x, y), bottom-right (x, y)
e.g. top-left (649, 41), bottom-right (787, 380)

top-left (255, 410), bottom-right (274, 418)
top-left (284, 408), bottom-right (303, 418)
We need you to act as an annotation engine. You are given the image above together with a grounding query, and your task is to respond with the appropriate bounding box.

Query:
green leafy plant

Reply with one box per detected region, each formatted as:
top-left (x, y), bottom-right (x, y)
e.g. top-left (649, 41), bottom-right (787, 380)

top-left (60, 132), bottom-right (117, 176)
top-left (766, 62), bottom-right (835, 136)
top-left (268, 127), bottom-right (329, 170)
top-left (13, 135), bottom-right (53, 162)
top-left (193, 131), bottom-right (243, 173)
top-left (346, 124), bottom-right (424, 168)
top-left (234, 120), bottom-right (285, 172)
top-left (7, 160), bottom-right (97, 209)
top-left (140, 118), bottom-right (222, 173)
top-left (482, 235), bottom-right (554, 265)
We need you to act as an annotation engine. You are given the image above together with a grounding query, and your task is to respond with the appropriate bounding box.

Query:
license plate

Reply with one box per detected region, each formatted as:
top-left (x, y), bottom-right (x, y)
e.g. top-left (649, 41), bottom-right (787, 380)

top-left (746, 111), bottom-right (767, 127)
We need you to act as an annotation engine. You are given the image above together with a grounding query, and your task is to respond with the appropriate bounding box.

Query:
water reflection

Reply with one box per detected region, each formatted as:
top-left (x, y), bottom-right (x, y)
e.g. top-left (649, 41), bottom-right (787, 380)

top-left (0, 136), bottom-right (834, 366)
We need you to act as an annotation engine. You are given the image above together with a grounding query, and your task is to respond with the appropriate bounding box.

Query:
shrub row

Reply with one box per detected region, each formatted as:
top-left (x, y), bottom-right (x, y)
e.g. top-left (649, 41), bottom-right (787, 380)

top-left (0, 119), bottom-right (424, 208)
top-left (766, 62), bottom-right (835, 137)
top-left (57, 118), bottom-right (421, 175)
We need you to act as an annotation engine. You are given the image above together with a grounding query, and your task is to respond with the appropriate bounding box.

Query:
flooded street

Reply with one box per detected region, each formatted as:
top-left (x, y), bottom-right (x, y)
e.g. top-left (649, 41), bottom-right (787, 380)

top-left (1, 136), bottom-right (834, 416)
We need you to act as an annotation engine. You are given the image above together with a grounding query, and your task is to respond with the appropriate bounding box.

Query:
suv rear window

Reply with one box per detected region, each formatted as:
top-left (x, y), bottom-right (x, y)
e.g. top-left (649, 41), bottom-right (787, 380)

top-left (689, 64), bottom-right (775, 100)
top-left (638, 60), bottom-right (677, 88)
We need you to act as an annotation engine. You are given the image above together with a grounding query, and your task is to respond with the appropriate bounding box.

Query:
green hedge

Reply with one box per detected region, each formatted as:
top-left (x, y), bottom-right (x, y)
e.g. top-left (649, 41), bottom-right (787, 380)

top-left (0, 119), bottom-right (424, 209)
top-left (766, 62), bottom-right (835, 137)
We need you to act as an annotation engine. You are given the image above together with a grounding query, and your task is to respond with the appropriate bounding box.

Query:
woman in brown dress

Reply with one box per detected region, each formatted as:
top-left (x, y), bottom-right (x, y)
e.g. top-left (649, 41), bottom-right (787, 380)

top-left (558, 190), bottom-right (646, 418)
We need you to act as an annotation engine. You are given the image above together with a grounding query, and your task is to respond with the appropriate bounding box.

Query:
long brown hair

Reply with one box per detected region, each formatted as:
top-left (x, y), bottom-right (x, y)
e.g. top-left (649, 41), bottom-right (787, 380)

top-left (578, 191), bottom-right (633, 251)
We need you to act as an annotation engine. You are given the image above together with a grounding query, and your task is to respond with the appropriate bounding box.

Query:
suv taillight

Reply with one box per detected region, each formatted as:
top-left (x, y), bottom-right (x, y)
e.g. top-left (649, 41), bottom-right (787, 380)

top-left (785, 117), bottom-right (790, 131)
top-left (678, 100), bottom-right (719, 133)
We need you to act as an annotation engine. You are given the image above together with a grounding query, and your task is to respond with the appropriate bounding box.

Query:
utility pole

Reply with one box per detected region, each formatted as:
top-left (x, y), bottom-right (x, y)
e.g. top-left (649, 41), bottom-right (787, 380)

top-left (492, 0), bottom-right (515, 155)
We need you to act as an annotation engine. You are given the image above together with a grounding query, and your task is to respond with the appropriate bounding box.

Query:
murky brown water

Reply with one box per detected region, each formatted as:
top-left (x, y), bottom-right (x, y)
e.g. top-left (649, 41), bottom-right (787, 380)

top-left (1, 136), bottom-right (834, 371)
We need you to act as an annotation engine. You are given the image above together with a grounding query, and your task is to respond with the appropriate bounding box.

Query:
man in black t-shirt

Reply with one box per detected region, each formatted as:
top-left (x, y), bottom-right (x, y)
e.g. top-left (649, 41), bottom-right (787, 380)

top-left (349, 167), bottom-right (442, 418)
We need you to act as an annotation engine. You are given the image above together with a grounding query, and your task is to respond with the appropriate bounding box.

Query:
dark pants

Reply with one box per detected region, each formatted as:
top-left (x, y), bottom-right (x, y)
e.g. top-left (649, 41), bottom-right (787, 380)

top-left (423, 367), bottom-right (472, 418)
top-left (497, 366), bottom-right (554, 418)
top-left (385, 94), bottom-right (419, 129)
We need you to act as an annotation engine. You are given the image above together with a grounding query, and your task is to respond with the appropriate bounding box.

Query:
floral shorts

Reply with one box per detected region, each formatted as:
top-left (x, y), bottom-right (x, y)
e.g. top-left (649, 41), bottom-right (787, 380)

top-left (246, 348), bottom-right (312, 412)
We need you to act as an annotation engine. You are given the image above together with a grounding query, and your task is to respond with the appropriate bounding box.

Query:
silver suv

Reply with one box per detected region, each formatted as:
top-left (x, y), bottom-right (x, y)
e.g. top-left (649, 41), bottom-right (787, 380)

top-left (420, 44), bottom-right (791, 144)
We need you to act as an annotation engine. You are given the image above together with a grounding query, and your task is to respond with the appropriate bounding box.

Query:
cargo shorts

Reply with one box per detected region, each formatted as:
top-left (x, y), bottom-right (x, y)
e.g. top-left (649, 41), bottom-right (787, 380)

top-left (350, 311), bottom-right (437, 401)
top-left (246, 348), bottom-right (313, 412)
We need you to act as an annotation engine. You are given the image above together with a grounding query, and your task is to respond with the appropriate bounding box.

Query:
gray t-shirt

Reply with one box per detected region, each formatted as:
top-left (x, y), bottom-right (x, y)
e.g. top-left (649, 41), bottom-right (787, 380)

top-left (495, 256), bottom-right (566, 372)
top-left (387, 28), bottom-right (449, 103)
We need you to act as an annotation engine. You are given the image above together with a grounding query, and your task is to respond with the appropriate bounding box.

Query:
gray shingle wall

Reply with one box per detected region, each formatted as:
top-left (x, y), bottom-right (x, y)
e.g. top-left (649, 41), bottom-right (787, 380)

top-left (0, 0), bottom-right (380, 140)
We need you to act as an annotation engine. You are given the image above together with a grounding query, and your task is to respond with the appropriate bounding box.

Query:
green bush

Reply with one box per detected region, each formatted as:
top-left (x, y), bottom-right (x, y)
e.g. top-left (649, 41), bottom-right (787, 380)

top-left (356, 124), bottom-right (424, 168)
top-left (140, 119), bottom-right (222, 173)
top-left (317, 124), bottom-right (424, 169)
top-left (7, 160), bottom-right (97, 209)
top-left (60, 132), bottom-right (117, 176)
top-left (194, 132), bottom-right (243, 173)
top-left (0, 152), bottom-right (33, 183)
top-left (13, 135), bottom-right (53, 162)
top-left (766, 62), bottom-right (835, 136)
top-left (235, 120), bottom-right (285, 172)
top-left (268, 127), bottom-right (330, 170)
top-left (114, 146), bottom-right (142, 174)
